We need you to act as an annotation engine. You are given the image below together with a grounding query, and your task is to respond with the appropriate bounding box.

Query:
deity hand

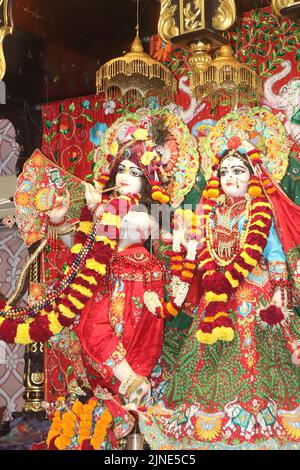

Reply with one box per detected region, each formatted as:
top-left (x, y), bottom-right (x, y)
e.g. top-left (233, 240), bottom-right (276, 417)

top-left (47, 190), bottom-right (70, 225)
top-left (84, 182), bottom-right (102, 211)
top-left (173, 210), bottom-right (201, 254)
top-left (173, 211), bottom-right (191, 252)
top-left (271, 288), bottom-right (288, 308)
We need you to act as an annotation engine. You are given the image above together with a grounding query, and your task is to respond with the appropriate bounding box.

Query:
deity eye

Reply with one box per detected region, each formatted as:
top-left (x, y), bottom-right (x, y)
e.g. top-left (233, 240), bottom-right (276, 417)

top-left (130, 167), bottom-right (143, 177)
top-left (220, 169), bottom-right (227, 176)
top-left (117, 164), bottom-right (126, 174)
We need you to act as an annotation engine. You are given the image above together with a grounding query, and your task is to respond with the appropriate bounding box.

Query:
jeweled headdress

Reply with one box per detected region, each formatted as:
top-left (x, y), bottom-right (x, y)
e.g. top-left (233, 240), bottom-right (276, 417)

top-left (201, 107), bottom-right (291, 182)
top-left (93, 109), bottom-right (199, 207)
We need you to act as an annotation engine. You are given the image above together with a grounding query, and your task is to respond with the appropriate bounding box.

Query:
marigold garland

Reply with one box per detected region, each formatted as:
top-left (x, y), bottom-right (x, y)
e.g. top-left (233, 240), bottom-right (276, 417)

top-left (78, 398), bottom-right (98, 446)
top-left (90, 408), bottom-right (113, 450)
top-left (0, 195), bottom-right (139, 344)
top-left (47, 399), bottom-right (84, 450)
top-left (46, 410), bottom-right (62, 448)
top-left (196, 188), bottom-right (273, 344)
top-left (47, 397), bottom-right (113, 451)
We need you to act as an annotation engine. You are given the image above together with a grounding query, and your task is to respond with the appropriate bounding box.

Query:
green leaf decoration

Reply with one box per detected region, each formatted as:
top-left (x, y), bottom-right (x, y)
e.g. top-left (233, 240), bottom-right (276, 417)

top-left (82, 113), bottom-right (93, 123)
top-left (69, 103), bottom-right (75, 113)
top-left (59, 128), bottom-right (70, 135)
top-left (284, 46), bottom-right (295, 53)
top-left (87, 150), bottom-right (94, 162)
top-left (45, 120), bottom-right (52, 130)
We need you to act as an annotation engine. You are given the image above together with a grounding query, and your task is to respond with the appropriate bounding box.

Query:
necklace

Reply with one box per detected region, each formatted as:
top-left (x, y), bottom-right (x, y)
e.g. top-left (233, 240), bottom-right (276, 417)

top-left (206, 196), bottom-right (251, 267)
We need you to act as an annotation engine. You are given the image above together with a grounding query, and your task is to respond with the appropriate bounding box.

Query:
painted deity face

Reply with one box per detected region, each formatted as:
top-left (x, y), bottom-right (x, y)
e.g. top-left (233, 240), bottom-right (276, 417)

top-left (115, 159), bottom-right (143, 196)
top-left (220, 156), bottom-right (251, 198)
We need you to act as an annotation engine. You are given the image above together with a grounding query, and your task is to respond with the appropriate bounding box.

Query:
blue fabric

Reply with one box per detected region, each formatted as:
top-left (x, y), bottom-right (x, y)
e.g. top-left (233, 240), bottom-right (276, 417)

top-left (263, 221), bottom-right (286, 262)
top-left (237, 216), bottom-right (286, 262)
top-left (211, 214), bottom-right (286, 263)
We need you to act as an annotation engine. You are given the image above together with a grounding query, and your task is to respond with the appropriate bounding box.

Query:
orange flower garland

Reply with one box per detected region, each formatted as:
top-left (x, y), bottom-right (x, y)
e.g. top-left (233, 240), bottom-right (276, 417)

top-left (55, 409), bottom-right (77, 450)
top-left (77, 398), bottom-right (113, 450)
top-left (47, 397), bottom-right (113, 451)
top-left (46, 410), bottom-right (62, 448)
top-left (90, 408), bottom-right (113, 450)
top-left (47, 399), bottom-right (84, 450)
top-left (78, 398), bottom-right (98, 447)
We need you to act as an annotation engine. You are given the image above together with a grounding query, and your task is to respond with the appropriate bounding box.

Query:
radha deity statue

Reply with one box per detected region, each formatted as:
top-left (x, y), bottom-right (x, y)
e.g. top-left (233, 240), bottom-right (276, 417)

top-left (137, 111), bottom-right (300, 450)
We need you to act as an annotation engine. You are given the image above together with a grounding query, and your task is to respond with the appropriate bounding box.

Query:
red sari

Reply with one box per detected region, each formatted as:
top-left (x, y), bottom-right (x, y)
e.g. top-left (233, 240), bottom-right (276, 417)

top-left (77, 244), bottom-right (165, 393)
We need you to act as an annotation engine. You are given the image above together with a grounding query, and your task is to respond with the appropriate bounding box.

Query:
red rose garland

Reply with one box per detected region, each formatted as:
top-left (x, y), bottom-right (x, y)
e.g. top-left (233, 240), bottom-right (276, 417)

top-left (195, 148), bottom-right (273, 344)
top-left (0, 194), bottom-right (139, 344)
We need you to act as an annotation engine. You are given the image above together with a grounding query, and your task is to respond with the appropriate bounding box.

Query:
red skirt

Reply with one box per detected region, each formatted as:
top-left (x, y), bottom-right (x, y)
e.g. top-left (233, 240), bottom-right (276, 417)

top-left (77, 244), bottom-right (165, 393)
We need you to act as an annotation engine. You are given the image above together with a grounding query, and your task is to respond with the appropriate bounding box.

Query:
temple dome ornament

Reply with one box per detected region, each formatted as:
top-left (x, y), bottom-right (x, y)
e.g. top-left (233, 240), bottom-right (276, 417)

top-left (96, 0), bottom-right (176, 107)
top-left (96, 32), bottom-right (176, 107)
top-left (191, 44), bottom-right (262, 108)
top-left (158, 0), bottom-right (262, 108)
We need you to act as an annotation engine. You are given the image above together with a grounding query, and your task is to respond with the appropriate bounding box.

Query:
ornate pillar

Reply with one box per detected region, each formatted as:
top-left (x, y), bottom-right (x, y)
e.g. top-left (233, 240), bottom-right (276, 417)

top-left (23, 255), bottom-right (45, 415)
top-left (23, 342), bottom-right (44, 414)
